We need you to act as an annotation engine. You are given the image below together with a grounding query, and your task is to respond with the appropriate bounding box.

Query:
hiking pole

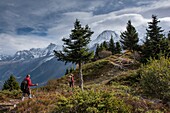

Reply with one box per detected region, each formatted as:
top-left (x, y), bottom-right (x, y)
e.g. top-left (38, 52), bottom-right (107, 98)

top-left (35, 85), bottom-right (38, 99)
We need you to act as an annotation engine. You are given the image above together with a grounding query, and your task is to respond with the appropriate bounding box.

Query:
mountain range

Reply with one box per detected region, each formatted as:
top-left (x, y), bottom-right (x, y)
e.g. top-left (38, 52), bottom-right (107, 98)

top-left (0, 30), bottom-right (119, 89)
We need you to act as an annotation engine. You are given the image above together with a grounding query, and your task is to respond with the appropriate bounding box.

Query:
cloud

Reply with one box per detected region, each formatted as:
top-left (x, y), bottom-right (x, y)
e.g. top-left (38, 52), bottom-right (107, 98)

top-left (0, 0), bottom-right (107, 33)
top-left (114, 0), bottom-right (170, 18)
top-left (47, 10), bottom-right (150, 41)
top-left (0, 34), bottom-right (53, 55)
top-left (0, 0), bottom-right (170, 55)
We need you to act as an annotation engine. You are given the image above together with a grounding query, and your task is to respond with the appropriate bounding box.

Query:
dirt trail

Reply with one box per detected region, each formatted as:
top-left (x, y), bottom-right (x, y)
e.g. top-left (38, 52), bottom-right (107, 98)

top-left (0, 99), bottom-right (20, 112)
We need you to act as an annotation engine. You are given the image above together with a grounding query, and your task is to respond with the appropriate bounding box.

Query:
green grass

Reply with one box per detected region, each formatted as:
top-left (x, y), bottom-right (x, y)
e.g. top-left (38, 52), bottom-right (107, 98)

top-left (0, 90), bottom-right (21, 102)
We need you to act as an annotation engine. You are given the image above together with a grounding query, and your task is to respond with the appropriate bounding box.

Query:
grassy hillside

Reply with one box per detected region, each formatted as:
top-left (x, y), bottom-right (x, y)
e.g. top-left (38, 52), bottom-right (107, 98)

top-left (44, 52), bottom-right (140, 90)
top-left (0, 52), bottom-right (170, 113)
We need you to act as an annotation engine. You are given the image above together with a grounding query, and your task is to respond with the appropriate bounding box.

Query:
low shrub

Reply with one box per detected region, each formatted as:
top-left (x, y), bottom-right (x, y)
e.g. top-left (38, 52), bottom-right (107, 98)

top-left (107, 70), bottom-right (141, 86)
top-left (139, 57), bottom-right (170, 101)
top-left (0, 90), bottom-right (21, 101)
top-left (53, 90), bottom-right (132, 113)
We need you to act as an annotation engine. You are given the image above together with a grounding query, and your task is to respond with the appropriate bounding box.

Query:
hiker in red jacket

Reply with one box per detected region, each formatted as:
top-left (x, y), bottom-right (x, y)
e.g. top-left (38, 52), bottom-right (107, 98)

top-left (69, 74), bottom-right (74, 89)
top-left (21, 74), bottom-right (38, 101)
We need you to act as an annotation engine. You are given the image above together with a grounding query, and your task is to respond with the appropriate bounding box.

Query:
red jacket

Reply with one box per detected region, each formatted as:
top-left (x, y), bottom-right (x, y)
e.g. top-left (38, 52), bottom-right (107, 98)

top-left (71, 76), bottom-right (74, 82)
top-left (25, 77), bottom-right (34, 88)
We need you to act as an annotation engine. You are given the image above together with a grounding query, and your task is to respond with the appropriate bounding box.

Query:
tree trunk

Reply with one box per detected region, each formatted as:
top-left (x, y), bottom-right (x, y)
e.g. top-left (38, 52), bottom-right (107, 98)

top-left (78, 62), bottom-right (84, 91)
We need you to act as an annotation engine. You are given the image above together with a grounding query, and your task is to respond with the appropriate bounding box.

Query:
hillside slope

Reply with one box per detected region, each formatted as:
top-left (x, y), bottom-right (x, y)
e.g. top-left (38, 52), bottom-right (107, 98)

top-left (1, 52), bottom-right (169, 113)
top-left (45, 52), bottom-right (139, 90)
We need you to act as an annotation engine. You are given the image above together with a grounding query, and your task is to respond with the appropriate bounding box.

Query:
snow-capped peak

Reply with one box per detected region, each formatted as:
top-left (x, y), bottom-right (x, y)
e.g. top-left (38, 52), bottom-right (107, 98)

top-left (91, 30), bottom-right (120, 46)
top-left (0, 55), bottom-right (12, 61)
top-left (0, 43), bottom-right (60, 61)
top-left (13, 50), bottom-right (34, 61)
top-left (29, 43), bottom-right (60, 58)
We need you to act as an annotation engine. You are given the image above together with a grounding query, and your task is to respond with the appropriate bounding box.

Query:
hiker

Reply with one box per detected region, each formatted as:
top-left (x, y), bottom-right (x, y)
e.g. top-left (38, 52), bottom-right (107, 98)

top-left (69, 74), bottom-right (74, 89)
top-left (21, 74), bottom-right (38, 101)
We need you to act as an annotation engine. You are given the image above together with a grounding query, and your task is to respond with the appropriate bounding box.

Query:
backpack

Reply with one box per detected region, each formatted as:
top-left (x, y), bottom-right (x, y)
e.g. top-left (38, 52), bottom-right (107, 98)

top-left (20, 79), bottom-right (28, 92)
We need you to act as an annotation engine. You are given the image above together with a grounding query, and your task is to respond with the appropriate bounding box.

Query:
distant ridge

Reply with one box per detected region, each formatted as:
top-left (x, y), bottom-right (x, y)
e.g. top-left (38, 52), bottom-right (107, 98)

top-left (0, 43), bottom-right (73, 89)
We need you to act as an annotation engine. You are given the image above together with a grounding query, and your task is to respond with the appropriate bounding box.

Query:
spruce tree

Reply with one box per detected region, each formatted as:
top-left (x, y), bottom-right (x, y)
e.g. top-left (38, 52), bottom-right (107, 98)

top-left (120, 20), bottom-right (139, 52)
top-left (146, 15), bottom-right (164, 42)
top-left (166, 31), bottom-right (170, 56)
top-left (2, 75), bottom-right (20, 91)
top-left (103, 41), bottom-right (108, 50)
top-left (95, 44), bottom-right (100, 58)
top-left (99, 43), bottom-right (105, 51)
top-left (109, 35), bottom-right (116, 54)
top-left (65, 68), bottom-right (69, 75)
top-left (142, 15), bottom-right (169, 62)
top-left (115, 42), bottom-right (121, 54)
top-left (70, 67), bottom-right (74, 73)
top-left (54, 19), bottom-right (94, 91)
top-left (168, 31), bottom-right (170, 41)
top-left (141, 36), bottom-right (152, 61)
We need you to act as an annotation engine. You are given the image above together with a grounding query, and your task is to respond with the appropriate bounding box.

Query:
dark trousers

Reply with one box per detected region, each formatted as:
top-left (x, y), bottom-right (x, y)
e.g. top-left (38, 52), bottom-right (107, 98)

top-left (22, 88), bottom-right (31, 97)
top-left (69, 81), bottom-right (74, 87)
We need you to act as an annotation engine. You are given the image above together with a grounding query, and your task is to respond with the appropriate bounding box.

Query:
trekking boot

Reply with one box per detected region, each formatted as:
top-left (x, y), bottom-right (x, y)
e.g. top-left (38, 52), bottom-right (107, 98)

top-left (21, 97), bottom-right (25, 101)
top-left (29, 94), bottom-right (32, 99)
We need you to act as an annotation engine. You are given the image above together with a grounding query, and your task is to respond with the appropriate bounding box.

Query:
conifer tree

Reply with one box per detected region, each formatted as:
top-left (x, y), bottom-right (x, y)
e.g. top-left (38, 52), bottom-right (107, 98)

top-left (2, 75), bottom-right (20, 91)
top-left (109, 35), bottom-right (116, 54)
top-left (166, 31), bottom-right (170, 55)
top-left (168, 31), bottom-right (170, 41)
top-left (54, 19), bottom-right (94, 91)
top-left (95, 44), bottom-right (100, 58)
top-left (99, 43), bottom-right (105, 51)
top-left (103, 41), bottom-right (108, 50)
top-left (120, 20), bottom-right (139, 52)
top-left (65, 68), bottom-right (69, 75)
top-left (70, 67), bottom-right (74, 73)
top-left (115, 42), bottom-right (121, 54)
top-left (141, 15), bottom-right (169, 62)
top-left (65, 67), bottom-right (75, 75)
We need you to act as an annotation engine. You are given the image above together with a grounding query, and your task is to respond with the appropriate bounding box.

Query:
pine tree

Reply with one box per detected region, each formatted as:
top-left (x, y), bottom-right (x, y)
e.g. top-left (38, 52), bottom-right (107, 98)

top-left (141, 15), bottom-right (169, 62)
top-left (2, 75), bottom-right (20, 91)
top-left (65, 68), bottom-right (69, 75)
top-left (103, 41), bottom-right (108, 50)
top-left (95, 44), bottom-right (100, 58)
top-left (146, 15), bottom-right (164, 42)
top-left (54, 19), bottom-right (94, 91)
top-left (120, 20), bottom-right (139, 52)
top-left (166, 31), bottom-right (170, 56)
top-left (115, 42), bottom-right (121, 54)
top-left (99, 43), bottom-right (105, 51)
top-left (109, 35), bottom-right (116, 54)
top-left (168, 31), bottom-right (170, 41)
top-left (70, 67), bottom-right (74, 73)
top-left (141, 36), bottom-right (152, 61)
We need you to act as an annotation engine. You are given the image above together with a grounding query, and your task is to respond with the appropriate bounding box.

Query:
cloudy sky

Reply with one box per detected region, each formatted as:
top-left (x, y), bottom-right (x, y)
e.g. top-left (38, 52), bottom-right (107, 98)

top-left (0, 0), bottom-right (170, 55)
